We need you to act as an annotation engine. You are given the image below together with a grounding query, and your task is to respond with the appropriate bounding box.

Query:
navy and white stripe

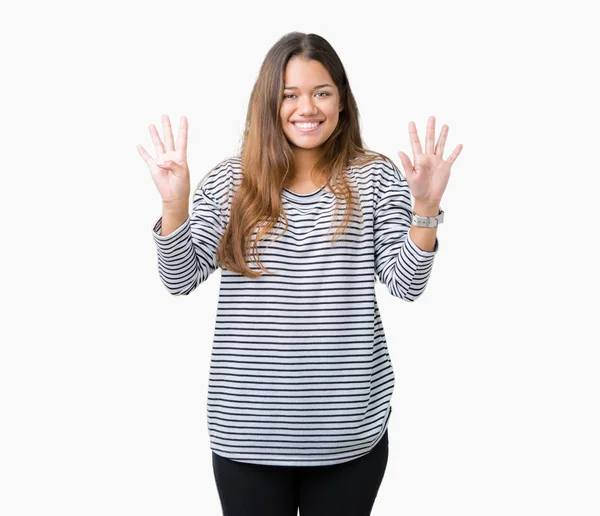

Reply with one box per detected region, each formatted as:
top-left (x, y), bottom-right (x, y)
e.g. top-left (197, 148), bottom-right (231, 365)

top-left (151, 156), bottom-right (438, 466)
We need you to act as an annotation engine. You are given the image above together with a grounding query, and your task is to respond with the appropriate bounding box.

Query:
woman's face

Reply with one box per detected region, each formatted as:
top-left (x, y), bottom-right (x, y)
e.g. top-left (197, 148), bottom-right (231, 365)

top-left (279, 57), bottom-right (343, 152)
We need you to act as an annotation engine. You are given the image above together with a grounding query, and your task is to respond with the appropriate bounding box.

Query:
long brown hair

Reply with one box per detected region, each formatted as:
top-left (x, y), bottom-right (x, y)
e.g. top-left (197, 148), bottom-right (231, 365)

top-left (214, 31), bottom-right (392, 278)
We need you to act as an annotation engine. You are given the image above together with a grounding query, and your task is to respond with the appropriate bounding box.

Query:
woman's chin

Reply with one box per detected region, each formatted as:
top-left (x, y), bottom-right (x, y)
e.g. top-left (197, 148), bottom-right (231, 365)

top-left (287, 140), bottom-right (324, 151)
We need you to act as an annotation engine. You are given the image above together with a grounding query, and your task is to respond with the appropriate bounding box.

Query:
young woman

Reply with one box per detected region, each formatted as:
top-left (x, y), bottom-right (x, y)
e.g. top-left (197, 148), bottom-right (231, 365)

top-left (137, 31), bottom-right (462, 516)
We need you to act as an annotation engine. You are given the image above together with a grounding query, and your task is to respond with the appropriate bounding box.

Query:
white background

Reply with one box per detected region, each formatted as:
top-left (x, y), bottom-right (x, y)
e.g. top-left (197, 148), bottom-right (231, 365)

top-left (1, 0), bottom-right (598, 514)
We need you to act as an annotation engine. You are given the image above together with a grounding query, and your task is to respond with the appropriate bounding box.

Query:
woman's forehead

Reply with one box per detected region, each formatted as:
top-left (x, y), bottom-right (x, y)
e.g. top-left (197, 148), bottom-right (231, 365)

top-left (284, 58), bottom-right (335, 89)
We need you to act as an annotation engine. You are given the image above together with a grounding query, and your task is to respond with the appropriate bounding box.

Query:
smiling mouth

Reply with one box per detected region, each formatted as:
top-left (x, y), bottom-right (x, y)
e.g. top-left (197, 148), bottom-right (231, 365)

top-left (292, 121), bottom-right (323, 133)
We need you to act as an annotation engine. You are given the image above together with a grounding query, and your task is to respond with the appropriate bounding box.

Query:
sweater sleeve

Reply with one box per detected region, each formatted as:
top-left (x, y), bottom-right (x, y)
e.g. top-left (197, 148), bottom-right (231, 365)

top-left (151, 160), bottom-right (231, 295)
top-left (373, 159), bottom-right (439, 302)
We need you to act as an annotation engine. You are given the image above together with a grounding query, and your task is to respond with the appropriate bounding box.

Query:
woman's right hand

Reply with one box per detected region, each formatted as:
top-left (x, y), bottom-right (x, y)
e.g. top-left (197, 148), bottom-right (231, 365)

top-left (137, 115), bottom-right (191, 205)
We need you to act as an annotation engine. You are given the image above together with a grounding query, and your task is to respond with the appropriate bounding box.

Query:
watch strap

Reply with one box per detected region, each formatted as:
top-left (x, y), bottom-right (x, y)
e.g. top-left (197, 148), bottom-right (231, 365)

top-left (412, 208), bottom-right (444, 228)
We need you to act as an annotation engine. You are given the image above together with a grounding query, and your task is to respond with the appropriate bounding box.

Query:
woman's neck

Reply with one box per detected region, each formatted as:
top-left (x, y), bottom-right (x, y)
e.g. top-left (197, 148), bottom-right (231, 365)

top-left (291, 147), bottom-right (322, 181)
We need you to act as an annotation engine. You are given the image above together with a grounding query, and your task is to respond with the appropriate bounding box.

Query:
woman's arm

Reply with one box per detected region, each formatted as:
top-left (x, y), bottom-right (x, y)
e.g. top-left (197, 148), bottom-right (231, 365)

top-left (409, 199), bottom-right (440, 253)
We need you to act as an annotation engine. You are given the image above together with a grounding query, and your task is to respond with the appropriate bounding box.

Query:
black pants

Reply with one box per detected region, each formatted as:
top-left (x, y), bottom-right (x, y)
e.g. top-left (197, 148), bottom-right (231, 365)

top-left (211, 430), bottom-right (389, 516)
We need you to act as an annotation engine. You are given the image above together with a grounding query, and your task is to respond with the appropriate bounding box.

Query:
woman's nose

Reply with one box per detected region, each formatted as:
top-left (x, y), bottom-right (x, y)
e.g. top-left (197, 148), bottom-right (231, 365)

top-left (297, 95), bottom-right (318, 115)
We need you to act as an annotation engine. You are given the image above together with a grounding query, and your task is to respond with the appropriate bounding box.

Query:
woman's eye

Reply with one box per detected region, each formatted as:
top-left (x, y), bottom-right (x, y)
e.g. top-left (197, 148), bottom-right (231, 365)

top-left (282, 92), bottom-right (330, 99)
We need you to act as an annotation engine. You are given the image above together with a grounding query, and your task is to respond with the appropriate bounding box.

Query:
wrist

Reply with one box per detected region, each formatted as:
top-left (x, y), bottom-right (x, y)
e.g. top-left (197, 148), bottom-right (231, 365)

top-left (163, 198), bottom-right (189, 208)
top-left (413, 199), bottom-right (441, 217)
top-left (162, 202), bottom-right (189, 217)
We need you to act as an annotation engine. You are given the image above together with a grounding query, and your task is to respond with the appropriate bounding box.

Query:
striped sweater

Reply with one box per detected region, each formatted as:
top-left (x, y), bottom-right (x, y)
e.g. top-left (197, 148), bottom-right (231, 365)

top-left (151, 155), bottom-right (439, 467)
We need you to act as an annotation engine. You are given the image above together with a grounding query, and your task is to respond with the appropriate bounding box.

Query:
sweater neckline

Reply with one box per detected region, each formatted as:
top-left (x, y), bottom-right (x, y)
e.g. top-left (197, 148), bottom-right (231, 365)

top-left (282, 183), bottom-right (327, 202)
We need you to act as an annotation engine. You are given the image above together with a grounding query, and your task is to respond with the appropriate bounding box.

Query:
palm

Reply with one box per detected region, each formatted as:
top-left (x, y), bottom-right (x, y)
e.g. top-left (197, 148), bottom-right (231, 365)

top-left (154, 148), bottom-right (189, 202)
top-left (397, 116), bottom-right (463, 205)
top-left (137, 115), bottom-right (191, 204)
top-left (409, 153), bottom-right (451, 201)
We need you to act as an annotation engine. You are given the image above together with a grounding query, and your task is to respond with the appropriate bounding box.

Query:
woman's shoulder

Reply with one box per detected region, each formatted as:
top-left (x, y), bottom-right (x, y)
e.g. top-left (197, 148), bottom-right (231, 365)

top-left (217, 155), bottom-right (242, 169)
top-left (349, 152), bottom-right (401, 178)
top-left (209, 155), bottom-right (242, 177)
top-left (194, 155), bottom-right (241, 200)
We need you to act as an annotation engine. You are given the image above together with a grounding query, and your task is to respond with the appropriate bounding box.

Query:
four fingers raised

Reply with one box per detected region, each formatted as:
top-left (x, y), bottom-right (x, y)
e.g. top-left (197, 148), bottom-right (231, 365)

top-left (138, 115), bottom-right (188, 167)
top-left (409, 116), bottom-right (462, 164)
top-left (138, 115), bottom-right (460, 171)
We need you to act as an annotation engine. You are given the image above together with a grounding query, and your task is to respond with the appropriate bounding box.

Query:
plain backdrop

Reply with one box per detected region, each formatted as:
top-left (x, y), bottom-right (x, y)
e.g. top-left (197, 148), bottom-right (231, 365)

top-left (1, 0), bottom-right (599, 514)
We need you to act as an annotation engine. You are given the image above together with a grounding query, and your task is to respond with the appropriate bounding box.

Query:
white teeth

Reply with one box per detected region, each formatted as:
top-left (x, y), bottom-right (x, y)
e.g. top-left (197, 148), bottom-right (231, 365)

top-left (294, 122), bottom-right (320, 128)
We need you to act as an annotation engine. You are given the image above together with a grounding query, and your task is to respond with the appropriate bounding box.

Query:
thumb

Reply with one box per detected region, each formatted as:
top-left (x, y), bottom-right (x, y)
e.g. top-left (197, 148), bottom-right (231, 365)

top-left (397, 151), bottom-right (413, 177)
top-left (156, 159), bottom-right (172, 168)
top-left (156, 159), bottom-right (187, 174)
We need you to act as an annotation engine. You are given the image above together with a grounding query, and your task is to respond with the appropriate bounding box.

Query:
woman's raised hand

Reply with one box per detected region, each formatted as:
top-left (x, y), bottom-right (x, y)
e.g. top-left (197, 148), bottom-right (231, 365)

top-left (397, 116), bottom-right (463, 206)
top-left (137, 115), bottom-right (191, 205)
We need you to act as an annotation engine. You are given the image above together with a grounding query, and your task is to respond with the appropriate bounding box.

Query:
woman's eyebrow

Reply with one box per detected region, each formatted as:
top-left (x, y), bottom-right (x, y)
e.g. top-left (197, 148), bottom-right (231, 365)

top-left (283, 83), bottom-right (334, 90)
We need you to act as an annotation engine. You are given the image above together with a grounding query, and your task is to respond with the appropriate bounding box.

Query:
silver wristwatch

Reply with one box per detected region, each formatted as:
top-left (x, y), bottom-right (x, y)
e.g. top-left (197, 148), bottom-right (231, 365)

top-left (412, 208), bottom-right (444, 228)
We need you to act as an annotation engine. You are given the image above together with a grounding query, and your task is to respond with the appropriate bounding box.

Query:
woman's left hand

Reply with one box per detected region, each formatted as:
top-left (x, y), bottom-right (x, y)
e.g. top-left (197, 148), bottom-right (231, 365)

top-left (397, 116), bottom-right (463, 205)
